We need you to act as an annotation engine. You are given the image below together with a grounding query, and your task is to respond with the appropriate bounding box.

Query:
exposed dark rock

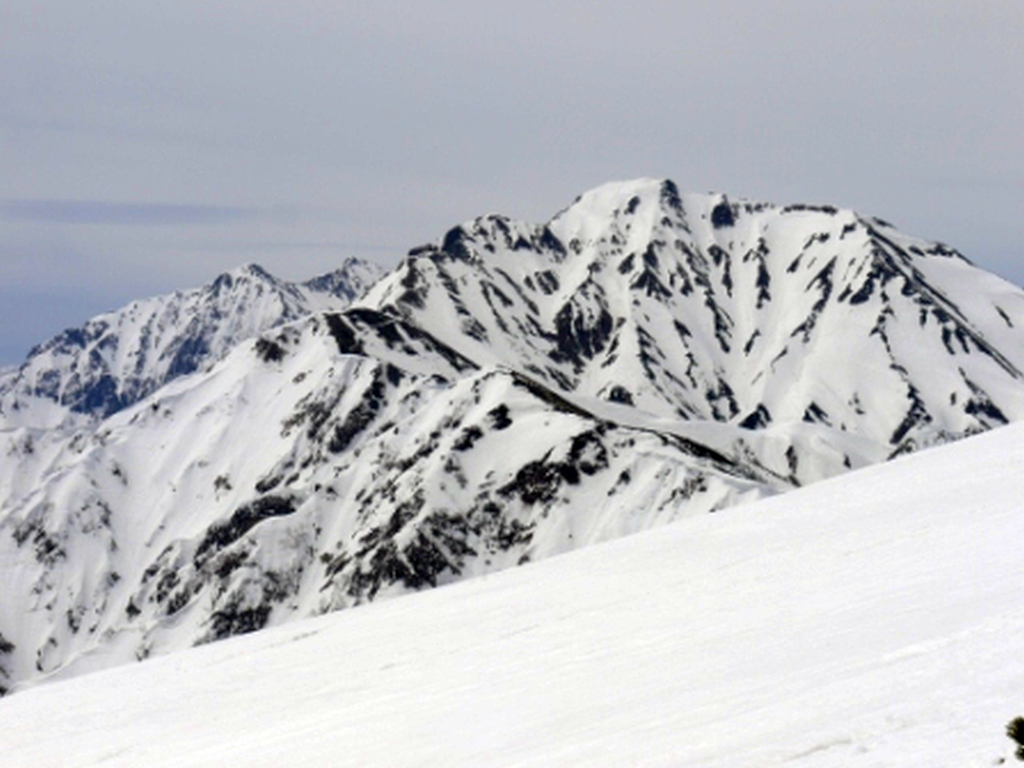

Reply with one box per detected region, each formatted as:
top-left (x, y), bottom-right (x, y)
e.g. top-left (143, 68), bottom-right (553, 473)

top-left (440, 226), bottom-right (473, 262)
top-left (165, 335), bottom-right (210, 380)
top-left (743, 330), bottom-right (760, 356)
top-left (487, 404), bottom-right (513, 430)
top-left (254, 472), bottom-right (283, 494)
top-left (328, 368), bottom-right (388, 454)
top-left (755, 258), bottom-right (771, 308)
top-left (453, 425), bottom-right (484, 452)
top-left (324, 313), bottom-right (365, 356)
top-left (71, 375), bottom-right (125, 418)
top-left (740, 404), bottom-right (772, 430)
top-left (710, 303), bottom-right (734, 354)
top-left (782, 203), bottom-right (838, 215)
top-left (660, 179), bottom-right (683, 213)
top-left (802, 402), bottom-right (831, 425)
top-left (791, 258), bottom-right (837, 341)
top-left (195, 495), bottom-right (298, 564)
top-left (535, 271), bottom-right (560, 295)
top-left (537, 226), bottom-right (567, 256)
top-left (500, 459), bottom-right (574, 505)
top-left (607, 385), bottom-right (634, 405)
top-left (254, 337), bottom-right (286, 363)
top-left (631, 269), bottom-right (673, 299)
top-left (962, 373), bottom-right (1009, 426)
top-left (207, 602), bottom-right (272, 641)
top-left (12, 518), bottom-right (66, 566)
top-left (642, 243), bottom-right (660, 270)
top-left (890, 384), bottom-right (931, 444)
top-left (0, 630), bottom-right (12, 697)
top-left (785, 445), bottom-right (799, 481)
top-left (965, 396), bottom-right (1008, 425)
top-left (711, 201), bottom-right (734, 228)
top-left (553, 301), bottom-right (615, 365)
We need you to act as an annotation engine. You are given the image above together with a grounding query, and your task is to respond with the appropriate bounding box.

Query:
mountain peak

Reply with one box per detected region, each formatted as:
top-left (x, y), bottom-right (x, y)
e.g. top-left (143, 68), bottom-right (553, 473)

top-left (551, 178), bottom-right (680, 235)
top-left (209, 263), bottom-right (279, 294)
top-left (228, 262), bottom-right (276, 281)
top-left (561, 177), bottom-right (668, 213)
top-left (302, 258), bottom-right (385, 302)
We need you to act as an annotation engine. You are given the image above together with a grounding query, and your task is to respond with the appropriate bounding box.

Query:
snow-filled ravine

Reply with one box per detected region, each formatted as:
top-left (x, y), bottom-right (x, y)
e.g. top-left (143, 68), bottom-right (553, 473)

top-left (2, 420), bottom-right (1023, 767)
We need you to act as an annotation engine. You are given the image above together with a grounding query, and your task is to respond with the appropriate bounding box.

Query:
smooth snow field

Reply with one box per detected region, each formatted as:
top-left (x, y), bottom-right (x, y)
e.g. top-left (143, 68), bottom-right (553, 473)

top-left (3, 423), bottom-right (1024, 766)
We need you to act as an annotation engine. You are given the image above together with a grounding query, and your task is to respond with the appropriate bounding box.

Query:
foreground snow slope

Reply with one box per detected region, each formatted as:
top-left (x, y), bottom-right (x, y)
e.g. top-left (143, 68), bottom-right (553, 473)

top-left (3, 422), bottom-right (1023, 767)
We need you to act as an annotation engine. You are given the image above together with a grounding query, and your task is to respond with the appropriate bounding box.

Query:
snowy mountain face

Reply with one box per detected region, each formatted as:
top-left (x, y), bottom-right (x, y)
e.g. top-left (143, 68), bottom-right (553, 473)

top-left (0, 258), bottom-right (384, 427)
top-left (2, 179), bottom-right (1024, 694)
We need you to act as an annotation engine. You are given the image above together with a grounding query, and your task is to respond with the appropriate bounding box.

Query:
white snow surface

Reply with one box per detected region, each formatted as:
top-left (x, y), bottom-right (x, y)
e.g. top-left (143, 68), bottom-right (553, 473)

top-left (2, 422), bottom-right (1023, 767)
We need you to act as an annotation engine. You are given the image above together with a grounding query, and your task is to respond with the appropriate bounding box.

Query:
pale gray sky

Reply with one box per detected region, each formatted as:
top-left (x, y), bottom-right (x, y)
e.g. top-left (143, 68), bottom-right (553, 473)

top-left (2, 1), bottom-right (1022, 363)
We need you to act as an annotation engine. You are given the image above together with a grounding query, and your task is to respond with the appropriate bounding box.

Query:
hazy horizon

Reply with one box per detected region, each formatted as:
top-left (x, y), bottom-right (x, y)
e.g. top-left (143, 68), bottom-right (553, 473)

top-left (2, 1), bottom-right (1022, 364)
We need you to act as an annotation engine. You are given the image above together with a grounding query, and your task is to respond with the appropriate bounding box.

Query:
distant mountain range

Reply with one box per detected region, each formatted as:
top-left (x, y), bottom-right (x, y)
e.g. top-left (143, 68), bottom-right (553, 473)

top-left (2, 178), bottom-right (1024, 694)
top-left (0, 258), bottom-right (384, 426)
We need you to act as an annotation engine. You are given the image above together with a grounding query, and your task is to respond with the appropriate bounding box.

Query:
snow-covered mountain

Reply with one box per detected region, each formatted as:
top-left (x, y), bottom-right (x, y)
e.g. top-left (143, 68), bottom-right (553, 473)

top-left (361, 178), bottom-right (1024, 463)
top-left (3, 417), bottom-right (1024, 767)
top-left (0, 258), bottom-right (384, 427)
top-left (2, 178), bottom-right (1024, 695)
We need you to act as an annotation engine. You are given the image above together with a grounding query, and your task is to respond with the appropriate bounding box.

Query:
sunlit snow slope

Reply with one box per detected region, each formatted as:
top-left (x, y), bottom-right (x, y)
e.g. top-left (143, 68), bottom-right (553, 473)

top-left (3, 421), bottom-right (1023, 767)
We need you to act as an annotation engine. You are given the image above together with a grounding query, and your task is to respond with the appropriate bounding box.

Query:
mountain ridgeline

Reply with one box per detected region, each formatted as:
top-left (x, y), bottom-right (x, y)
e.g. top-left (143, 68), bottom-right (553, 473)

top-left (1, 178), bottom-right (1023, 694)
